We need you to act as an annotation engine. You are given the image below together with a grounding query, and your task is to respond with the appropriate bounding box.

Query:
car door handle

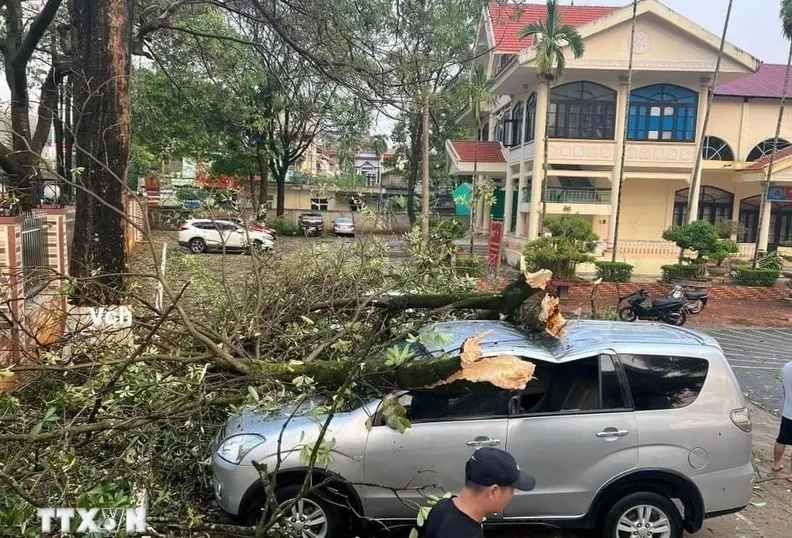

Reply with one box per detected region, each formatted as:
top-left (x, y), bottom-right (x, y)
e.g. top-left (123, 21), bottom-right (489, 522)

top-left (466, 436), bottom-right (501, 448)
top-left (596, 428), bottom-right (629, 439)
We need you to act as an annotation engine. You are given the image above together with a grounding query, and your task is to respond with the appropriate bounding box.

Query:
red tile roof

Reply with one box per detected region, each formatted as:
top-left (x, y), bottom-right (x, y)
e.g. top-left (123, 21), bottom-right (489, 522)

top-left (488, 2), bottom-right (618, 53)
top-left (745, 144), bottom-right (792, 170)
top-left (716, 64), bottom-right (792, 99)
top-left (449, 140), bottom-right (506, 163)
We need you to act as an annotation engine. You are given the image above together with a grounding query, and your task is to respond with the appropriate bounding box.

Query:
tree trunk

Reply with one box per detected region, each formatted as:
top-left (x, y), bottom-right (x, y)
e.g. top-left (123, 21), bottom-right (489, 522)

top-left (68, 0), bottom-right (133, 305)
top-left (421, 95), bottom-right (431, 235)
top-left (611, 0), bottom-right (639, 262)
top-left (273, 163), bottom-right (287, 217)
top-left (406, 112), bottom-right (422, 225)
top-left (64, 73), bottom-right (75, 202)
top-left (5, 59), bottom-right (36, 204)
top-left (754, 39), bottom-right (792, 267)
top-left (256, 142), bottom-right (269, 220)
top-left (54, 80), bottom-right (65, 185)
top-left (687, 0), bottom-right (733, 224)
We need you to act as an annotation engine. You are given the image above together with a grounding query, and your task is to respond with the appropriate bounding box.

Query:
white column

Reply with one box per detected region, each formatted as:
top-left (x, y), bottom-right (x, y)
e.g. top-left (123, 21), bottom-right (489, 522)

top-left (608, 75), bottom-right (630, 248)
top-left (504, 168), bottom-right (515, 235)
top-left (516, 161), bottom-right (528, 237)
top-left (758, 200), bottom-right (772, 253)
top-left (482, 202), bottom-right (492, 234)
top-left (528, 78), bottom-right (549, 239)
top-left (687, 78), bottom-right (711, 223)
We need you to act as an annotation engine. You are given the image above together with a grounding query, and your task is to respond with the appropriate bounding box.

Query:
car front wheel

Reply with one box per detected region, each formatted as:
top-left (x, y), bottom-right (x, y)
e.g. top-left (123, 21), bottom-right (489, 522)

top-left (241, 484), bottom-right (344, 538)
top-left (602, 491), bottom-right (683, 538)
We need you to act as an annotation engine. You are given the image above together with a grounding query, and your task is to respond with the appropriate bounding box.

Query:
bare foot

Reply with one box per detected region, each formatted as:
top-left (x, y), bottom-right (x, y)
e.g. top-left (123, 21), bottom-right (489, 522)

top-left (771, 464), bottom-right (784, 472)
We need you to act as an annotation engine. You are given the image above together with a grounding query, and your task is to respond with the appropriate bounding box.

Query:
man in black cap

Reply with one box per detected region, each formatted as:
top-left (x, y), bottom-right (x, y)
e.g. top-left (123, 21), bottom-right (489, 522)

top-left (422, 447), bottom-right (535, 538)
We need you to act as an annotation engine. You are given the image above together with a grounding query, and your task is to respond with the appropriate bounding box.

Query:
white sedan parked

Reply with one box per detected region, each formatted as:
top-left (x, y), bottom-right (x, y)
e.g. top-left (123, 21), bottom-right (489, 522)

top-left (178, 219), bottom-right (274, 254)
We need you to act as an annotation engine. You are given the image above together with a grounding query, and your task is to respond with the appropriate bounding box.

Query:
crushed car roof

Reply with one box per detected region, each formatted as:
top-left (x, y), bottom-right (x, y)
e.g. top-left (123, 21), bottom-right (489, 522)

top-left (418, 320), bottom-right (716, 362)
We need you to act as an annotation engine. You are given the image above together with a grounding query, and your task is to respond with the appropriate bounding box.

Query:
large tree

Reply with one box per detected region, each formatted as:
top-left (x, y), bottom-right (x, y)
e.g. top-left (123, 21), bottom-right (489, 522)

top-left (67, 0), bottom-right (134, 305)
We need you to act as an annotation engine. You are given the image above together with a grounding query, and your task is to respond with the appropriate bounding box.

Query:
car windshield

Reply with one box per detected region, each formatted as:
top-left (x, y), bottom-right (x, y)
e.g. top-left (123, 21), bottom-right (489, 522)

top-left (337, 218), bottom-right (352, 223)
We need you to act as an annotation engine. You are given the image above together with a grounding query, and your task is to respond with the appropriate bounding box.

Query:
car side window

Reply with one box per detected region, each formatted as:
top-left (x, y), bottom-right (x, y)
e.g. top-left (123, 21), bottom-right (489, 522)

top-left (393, 381), bottom-right (513, 424)
top-left (619, 354), bottom-right (710, 411)
top-left (512, 356), bottom-right (627, 416)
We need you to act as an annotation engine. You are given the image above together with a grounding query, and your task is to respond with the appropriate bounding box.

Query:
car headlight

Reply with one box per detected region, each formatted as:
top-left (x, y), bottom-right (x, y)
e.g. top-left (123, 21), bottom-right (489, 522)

top-left (216, 434), bottom-right (266, 464)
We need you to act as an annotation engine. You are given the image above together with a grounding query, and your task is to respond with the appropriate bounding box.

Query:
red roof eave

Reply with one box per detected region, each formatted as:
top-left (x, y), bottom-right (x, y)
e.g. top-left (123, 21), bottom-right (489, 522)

top-left (488, 2), bottom-right (618, 54)
top-left (449, 140), bottom-right (505, 163)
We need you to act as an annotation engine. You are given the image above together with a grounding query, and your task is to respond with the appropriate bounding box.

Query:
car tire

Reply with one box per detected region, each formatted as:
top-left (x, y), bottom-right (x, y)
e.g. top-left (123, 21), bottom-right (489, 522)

top-left (670, 310), bottom-right (687, 326)
top-left (602, 491), bottom-right (683, 538)
top-left (189, 237), bottom-right (206, 253)
top-left (251, 240), bottom-right (265, 254)
top-left (241, 484), bottom-right (344, 538)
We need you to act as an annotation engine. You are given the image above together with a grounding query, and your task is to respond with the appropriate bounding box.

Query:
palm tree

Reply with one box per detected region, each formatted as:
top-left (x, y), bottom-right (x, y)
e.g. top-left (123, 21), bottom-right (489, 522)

top-left (610, 0), bottom-right (638, 262)
top-left (460, 65), bottom-right (496, 255)
top-left (753, 0), bottom-right (792, 266)
top-left (521, 0), bottom-right (585, 235)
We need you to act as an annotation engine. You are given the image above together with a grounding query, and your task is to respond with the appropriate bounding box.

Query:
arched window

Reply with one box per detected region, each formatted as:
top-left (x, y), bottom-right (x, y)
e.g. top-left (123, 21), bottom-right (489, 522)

top-left (509, 101), bottom-right (524, 147)
top-left (628, 84), bottom-right (697, 142)
top-left (525, 93), bottom-right (537, 142)
top-left (494, 105), bottom-right (509, 145)
top-left (739, 195), bottom-right (792, 247)
top-left (548, 81), bottom-right (616, 140)
top-left (702, 136), bottom-right (734, 161)
top-left (673, 186), bottom-right (733, 229)
top-left (746, 138), bottom-right (792, 162)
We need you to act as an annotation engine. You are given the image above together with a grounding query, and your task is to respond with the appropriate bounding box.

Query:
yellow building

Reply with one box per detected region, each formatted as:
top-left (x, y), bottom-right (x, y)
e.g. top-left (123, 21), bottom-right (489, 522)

top-left (447, 0), bottom-right (792, 274)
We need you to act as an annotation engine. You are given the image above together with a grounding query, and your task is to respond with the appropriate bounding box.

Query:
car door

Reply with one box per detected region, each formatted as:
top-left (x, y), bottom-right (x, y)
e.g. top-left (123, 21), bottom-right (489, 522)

top-left (362, 380), bottom-right (512, 520)
top-left (214, 222), bottom-right (239, 249)
top-left (504, 353), bottom-right (638, 520)
top-left (195, 221), bottom-right (222, 248)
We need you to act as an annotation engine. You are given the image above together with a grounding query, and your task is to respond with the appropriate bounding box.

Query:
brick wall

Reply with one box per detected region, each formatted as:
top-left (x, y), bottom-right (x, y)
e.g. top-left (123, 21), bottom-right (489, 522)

top-left (553, 281), bottom-right (790, 306)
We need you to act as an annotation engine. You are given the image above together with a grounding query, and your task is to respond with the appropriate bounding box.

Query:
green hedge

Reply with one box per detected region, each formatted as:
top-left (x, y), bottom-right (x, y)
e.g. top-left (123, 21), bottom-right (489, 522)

top-left (594, 261), bottom-right (634, 282)
top-left (660, 264), bottom-right (701, 282)
top-left (268, 216), bottom-right (301, 236)
top-left (732, 268), bottom-right (780, 287)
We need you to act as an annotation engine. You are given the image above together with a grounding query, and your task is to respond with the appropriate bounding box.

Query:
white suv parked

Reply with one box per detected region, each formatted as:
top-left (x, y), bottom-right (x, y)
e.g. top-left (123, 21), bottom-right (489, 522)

top-left (178, 219), bottom-right (273, 254)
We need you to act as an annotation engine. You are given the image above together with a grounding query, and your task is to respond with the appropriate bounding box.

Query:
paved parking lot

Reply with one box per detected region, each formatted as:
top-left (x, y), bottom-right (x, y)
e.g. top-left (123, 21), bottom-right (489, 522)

top-left (698, 327), bottom-right (790, 412)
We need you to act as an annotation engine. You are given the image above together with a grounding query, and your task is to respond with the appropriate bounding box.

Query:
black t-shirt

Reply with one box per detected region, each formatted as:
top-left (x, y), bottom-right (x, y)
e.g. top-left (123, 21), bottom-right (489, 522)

top-left (422, 498), bottom-right (484, 538)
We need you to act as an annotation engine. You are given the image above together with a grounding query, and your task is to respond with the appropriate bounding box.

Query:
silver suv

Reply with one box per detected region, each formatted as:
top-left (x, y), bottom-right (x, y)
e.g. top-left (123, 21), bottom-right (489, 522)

top-left (210, 320), bottom-right (754, 538)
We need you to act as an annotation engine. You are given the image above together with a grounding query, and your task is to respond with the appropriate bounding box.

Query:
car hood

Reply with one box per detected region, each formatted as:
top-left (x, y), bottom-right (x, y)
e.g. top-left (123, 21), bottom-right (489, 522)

top-left (216, 400), bottom-right (373, 445)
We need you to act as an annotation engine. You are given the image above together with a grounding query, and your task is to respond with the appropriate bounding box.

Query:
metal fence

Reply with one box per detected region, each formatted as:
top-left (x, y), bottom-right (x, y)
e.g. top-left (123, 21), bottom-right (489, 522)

top-left (546, 188), bottom-right (612, 204)
top-left (21, 211), bottom-right (48, 296)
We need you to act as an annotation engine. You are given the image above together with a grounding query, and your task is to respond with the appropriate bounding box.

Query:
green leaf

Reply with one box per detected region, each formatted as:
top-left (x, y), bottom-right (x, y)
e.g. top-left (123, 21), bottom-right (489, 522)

top-left (247, 386), bottom-right (260, 402)
top-left (409, 528), bottom-right (419, 538)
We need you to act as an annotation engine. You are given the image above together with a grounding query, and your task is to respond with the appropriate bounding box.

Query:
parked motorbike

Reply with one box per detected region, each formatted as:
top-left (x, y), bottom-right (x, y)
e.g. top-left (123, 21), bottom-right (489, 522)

top-left (669, 284), bottom-right (709, 314)
top-left (619, 288), bottom-right (688, 326)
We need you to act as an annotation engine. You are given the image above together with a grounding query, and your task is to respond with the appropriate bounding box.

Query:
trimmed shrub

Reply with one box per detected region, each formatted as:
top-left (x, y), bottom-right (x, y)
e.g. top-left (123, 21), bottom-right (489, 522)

top-left (594, 261), bottom-right (634, 283)
top-left (660, 263), bottom-right (701, 283)
top-left (732, 268), bottom-right (780, 287)
top-left (524, 214), bottom-right (598, 279)
top-left (268, 216), bottom-right (300, 236)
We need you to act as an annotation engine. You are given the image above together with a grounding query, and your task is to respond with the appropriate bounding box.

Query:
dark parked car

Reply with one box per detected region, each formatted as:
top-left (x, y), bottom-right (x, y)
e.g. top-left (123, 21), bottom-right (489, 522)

top-left (298, 213), bottom-right (324, 236)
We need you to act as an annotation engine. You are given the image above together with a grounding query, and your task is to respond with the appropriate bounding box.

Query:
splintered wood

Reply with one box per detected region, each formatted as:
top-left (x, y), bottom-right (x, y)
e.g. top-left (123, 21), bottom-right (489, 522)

top-left (427, 330), bottom-right (536, 391)
top-left (424, 269), bottom-right (565, 390)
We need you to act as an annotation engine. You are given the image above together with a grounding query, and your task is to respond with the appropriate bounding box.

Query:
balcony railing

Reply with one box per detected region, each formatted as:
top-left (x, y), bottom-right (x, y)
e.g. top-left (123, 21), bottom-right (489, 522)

top-left (522, 188), bottom-right (612, 204)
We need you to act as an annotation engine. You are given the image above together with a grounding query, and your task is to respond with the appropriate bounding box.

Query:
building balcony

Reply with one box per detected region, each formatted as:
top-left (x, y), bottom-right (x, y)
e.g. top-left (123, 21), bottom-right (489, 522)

top-left (521, 188), bottom-right (611, 204)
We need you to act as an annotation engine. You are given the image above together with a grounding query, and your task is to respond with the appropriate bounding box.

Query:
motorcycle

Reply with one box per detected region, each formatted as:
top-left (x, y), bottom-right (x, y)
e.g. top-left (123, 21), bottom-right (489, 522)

top-left (619, 288), bottom-right (688, 326)
top-left (669, 284), bottom-right (709, 314)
